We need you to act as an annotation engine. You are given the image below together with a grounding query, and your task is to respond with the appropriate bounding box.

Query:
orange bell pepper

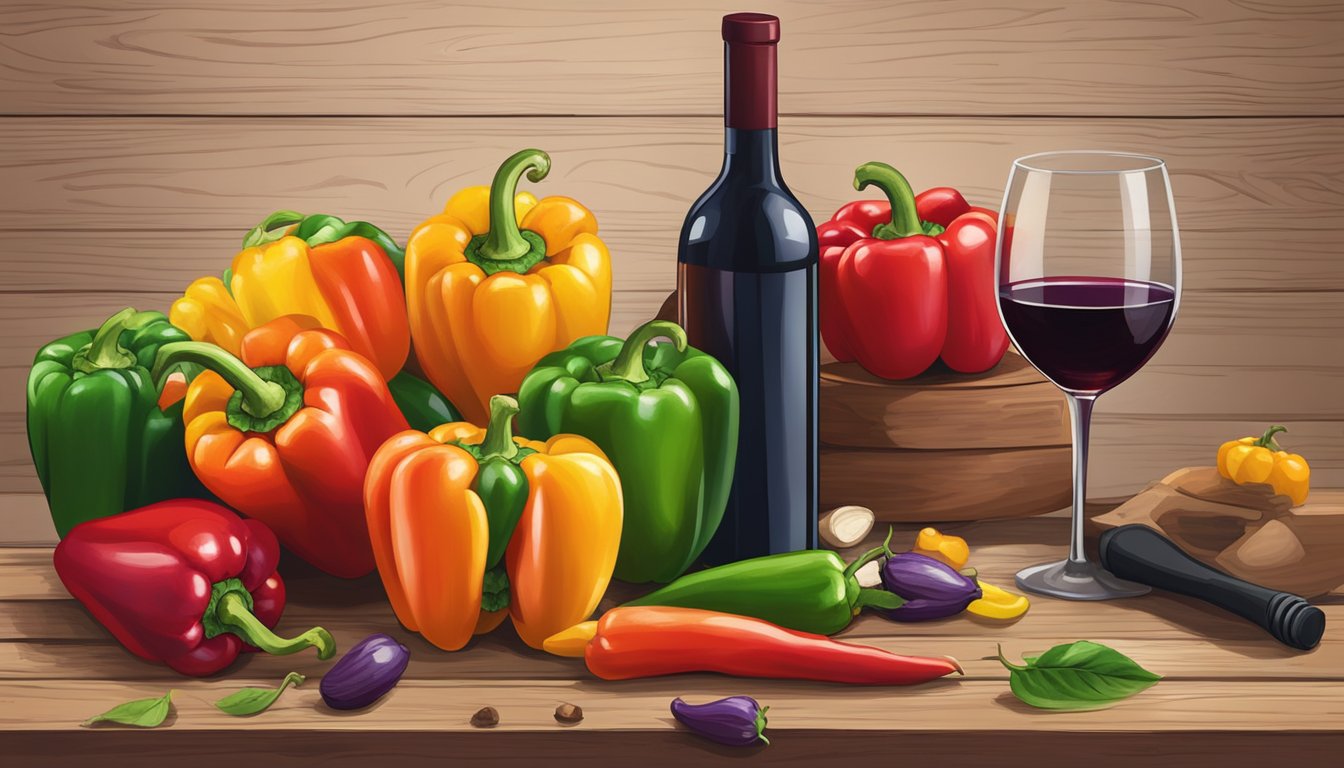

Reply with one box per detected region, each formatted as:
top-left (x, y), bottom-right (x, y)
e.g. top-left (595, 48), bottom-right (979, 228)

top-left (170, 212), bottom-right (410, 381)
top-left (153, 317), bottom-right (409, 578)
top-left (364, 395), bottom-right (623, 651)
top-left (404, 149), bottom-right (612, 423)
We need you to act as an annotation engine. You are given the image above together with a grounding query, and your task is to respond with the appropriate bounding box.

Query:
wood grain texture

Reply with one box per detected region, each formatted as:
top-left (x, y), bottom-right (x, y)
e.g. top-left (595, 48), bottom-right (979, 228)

top-left (1, 117), bottom-right (1341, 292)
top-left (4, 518), bottom-right (1341, 761)
top-left (3, 731), bottom-right (1342, 768)
top-left (1, 1), bottom-right (1340, 117)
top-left (820, 355), bottom-right (1070, 450)
top-left (820, 445), bottom-right (1073, 521)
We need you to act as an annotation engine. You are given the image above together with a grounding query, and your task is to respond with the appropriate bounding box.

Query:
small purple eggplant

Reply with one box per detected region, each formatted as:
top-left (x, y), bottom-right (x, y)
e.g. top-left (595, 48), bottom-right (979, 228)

top-left (671, 696), bottom-right (769, 747)
top-left (880, 551), bottom-right (982, 622)
top-left (320, 633), bottom-right (409, 710)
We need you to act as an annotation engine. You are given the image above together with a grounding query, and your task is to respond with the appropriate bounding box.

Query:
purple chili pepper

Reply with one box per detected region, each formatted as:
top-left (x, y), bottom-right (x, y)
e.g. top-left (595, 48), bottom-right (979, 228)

top-left (670, 696), bottom-right (769, 747)
top-left (880, 551), bottom-right (982, 621)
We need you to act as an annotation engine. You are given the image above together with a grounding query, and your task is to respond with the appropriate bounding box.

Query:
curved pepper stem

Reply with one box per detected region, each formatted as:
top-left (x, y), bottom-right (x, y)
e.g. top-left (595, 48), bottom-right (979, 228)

top-left (242, 210), bottom-right (306, 250)
top-left (478, 395), bottom-right (521, 460)
top-left (477, 149), bottom-right (551, 262)
top-left (151, 341), bottom-right (302, 431)
top-left (854, 162), bottom-right (927, 240)
top-left (606, 320), bottom-right (688, 385)
top-left (215, 591), bottom-right (336, 660)
top-left (73, 307), bottom-right (160, 374)
top-left (1255, 425), bottom-right (1289, 451)
top-left (842, 526), bottom-right (896, 578)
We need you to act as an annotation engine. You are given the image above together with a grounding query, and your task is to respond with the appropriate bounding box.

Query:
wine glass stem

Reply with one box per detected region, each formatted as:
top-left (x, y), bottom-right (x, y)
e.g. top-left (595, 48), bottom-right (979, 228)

top-left (1066, 393), bottom-right (1096, 567)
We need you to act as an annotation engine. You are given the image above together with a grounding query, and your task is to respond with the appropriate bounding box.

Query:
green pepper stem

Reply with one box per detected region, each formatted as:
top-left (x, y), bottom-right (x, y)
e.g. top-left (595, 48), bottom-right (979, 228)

top-left (842, 526), bottom-right (896, 579)
top-left (151, 341), bottom-right (286, 419)
top-left (479, 395), bottom-right (521, 460)
top-left (478, 149), bottom-right (551, 262)
top-left (73, 307), bottom-right (159, 373)
top-left (606, 320), bottom-right (687, 385)
top-left (242, 210), bottom-right (306, 250)
top-left (216, 591), bottom-right (335, 660)
top-left (854, 162), bottom-right (925, 239)
top-left (1255, 425), bottom-right (1289, 451)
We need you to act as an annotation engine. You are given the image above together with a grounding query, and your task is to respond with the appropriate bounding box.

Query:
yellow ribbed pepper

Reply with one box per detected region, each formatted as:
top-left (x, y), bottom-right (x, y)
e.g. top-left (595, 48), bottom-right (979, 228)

top-left (404, 149), bottom-right (612, 424)
top-left (1217, 425), bottom-right (1310, 506)
top-left (170, 213), bottom-right (410, 381)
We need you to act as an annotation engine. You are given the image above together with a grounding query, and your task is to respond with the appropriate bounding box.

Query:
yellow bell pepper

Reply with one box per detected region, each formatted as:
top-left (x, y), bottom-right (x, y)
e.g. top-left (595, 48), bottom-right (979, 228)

top-left (404, 148), bottom-right (612, 424)
top-left (1217, 425), bottom-right (1310, 505)
top-left (910, 527), bottom-right (970, 570)
top-left (170, 213), bottom-right (411, 381)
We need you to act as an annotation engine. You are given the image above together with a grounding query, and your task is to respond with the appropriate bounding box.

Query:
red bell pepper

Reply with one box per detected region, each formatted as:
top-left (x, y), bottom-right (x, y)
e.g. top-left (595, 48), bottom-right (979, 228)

top-left (53, 499), bottom-right (335, 677)
top-left (819, 163), bottom-right (1008, 378)
top-left (153, 316), bottom-right (410, 578)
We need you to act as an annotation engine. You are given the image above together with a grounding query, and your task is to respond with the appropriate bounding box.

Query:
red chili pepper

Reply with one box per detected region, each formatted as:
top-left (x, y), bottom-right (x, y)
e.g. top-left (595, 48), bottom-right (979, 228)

top-left (819, 164), bottom-right (1008, 378)
top-left (546, 606), bottom-right (962, 685)
top-left (53, 499), bottom-right (335, 677)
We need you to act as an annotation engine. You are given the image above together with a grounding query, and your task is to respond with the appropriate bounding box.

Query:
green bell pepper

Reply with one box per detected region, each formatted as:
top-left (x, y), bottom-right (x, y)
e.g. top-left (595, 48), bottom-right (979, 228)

top-left (517, 319), bottom-right (739, 583)
top-left (26, 308), bottom-right (206, 538)
top-left (386, 370), bottom-right (462, 432)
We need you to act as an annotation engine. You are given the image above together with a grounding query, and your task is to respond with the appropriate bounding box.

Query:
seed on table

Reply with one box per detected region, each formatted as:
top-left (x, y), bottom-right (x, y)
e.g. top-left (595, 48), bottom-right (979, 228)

top-left (471, 706), bottom-right (499, 728)
top-left (555, 703), bottom-right (584, 723)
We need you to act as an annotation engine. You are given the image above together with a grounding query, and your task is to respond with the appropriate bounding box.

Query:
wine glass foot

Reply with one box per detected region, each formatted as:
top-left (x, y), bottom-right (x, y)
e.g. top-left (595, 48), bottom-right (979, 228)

top-left (1015, 559), bottom-right (1150, 601)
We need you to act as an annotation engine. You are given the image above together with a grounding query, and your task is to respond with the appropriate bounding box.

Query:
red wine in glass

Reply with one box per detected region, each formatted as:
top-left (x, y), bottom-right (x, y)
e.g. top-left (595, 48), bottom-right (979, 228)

top-left (998, 277), bottom-right (1176, 394)
top-left (996, 150), bottom-right (1182, 601)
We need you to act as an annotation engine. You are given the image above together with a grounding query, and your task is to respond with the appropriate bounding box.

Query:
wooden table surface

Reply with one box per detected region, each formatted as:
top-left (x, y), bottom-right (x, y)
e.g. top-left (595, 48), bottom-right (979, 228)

top-left (1, 515), bottom-right (1339, 768)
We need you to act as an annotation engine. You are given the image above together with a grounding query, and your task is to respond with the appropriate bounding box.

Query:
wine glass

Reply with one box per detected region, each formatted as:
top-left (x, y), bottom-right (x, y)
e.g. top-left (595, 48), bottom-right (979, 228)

top-left (995, 151), bottom-right (1182, 600)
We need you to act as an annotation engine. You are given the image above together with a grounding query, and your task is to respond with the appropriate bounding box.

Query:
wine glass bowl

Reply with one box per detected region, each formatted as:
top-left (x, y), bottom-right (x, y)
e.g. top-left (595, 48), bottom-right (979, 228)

top-left (996, 151), bottom-right (1181, 600)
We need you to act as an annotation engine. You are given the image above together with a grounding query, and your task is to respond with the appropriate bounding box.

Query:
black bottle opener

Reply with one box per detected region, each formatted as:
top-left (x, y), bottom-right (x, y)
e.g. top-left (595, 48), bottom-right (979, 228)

top-left (1098, 524), bottom-right (1325, 651)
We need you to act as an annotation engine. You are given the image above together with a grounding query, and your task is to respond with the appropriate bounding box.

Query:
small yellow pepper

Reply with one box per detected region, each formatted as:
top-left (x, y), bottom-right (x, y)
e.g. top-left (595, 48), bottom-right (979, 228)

top-left (967, 580), bottom-right (1030, 620)
top-left (1217, 425), bottom-right (1310, 506)
top-left (911, 527), bottom-right (970, 570)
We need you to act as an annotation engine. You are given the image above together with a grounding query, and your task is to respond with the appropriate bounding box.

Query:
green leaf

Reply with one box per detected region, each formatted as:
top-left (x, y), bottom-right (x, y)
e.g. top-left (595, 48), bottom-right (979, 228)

top-left (214, 672), bottom-right (305, 716)
top-left (82, 691), bottom-right (173, 727)
top-left (998, 641), bottom-right (1162, 711)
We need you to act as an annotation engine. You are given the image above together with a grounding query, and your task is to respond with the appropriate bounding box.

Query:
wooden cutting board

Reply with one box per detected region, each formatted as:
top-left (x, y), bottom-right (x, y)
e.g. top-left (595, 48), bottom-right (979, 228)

top-left (821, 352), bottom-right (1072, 522)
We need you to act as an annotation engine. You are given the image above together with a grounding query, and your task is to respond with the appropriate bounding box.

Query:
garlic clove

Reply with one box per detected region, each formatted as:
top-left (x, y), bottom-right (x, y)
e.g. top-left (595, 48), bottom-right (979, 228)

top-left (819, 504), bottom-right (875, 549)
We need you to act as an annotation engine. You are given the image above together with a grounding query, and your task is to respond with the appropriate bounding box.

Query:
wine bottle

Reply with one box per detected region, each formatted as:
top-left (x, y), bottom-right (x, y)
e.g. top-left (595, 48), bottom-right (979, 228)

top-left (677, 12), bottom-right (818, 563)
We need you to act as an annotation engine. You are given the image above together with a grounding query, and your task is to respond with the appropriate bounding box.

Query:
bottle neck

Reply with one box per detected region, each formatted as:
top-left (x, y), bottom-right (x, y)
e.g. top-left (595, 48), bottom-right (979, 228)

top-left (722, 128), bottom-right (781, 181)
top-left (724, 40), bottom-right (777, 130)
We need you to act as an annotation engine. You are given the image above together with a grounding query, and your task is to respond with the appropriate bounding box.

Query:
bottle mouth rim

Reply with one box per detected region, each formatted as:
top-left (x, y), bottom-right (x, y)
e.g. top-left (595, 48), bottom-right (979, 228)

top-left (722, 12), bottom-right (780, 44)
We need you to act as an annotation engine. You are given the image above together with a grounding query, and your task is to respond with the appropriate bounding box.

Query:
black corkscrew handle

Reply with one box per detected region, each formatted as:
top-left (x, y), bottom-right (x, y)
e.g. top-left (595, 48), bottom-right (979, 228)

top-left (1098, 524), bottom-right (1325, 651)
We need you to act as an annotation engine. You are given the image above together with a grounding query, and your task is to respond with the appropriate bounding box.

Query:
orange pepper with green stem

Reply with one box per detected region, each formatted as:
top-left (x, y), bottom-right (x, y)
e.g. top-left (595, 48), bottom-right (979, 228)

top-left (363, 395), bottom-right (622, 651)
top-left (155, 317), bottom-right (409, 579)
top-left (404, 149), bottom-right (612, 424)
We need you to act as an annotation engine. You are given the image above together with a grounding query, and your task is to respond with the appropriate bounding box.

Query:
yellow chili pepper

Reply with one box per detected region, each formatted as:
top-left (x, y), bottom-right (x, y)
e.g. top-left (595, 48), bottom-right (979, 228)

top-left (911, 527), bottom-right (970, 570)
top-left (966, 580), bottom-right (1030, 620)
top-left (404, 148), bottom-right (612, 424)
top-left (1217, 425), bottom-right (1310, 506)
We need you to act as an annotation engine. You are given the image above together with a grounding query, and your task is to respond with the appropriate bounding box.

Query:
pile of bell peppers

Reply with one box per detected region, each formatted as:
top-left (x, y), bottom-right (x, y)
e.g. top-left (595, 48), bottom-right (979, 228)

top-left (819, 162), bottom-right (1009, 379)
top-left (27, 146), bottom-right (1019, 689)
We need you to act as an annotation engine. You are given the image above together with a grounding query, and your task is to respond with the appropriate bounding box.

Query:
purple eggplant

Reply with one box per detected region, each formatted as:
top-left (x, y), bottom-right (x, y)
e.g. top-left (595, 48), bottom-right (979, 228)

top-left (671, 696), bottom-right (769, 747)
top-left (320, 633), bottom-right (409, 710)
top-left (880, 551), bottom-right (982, 621)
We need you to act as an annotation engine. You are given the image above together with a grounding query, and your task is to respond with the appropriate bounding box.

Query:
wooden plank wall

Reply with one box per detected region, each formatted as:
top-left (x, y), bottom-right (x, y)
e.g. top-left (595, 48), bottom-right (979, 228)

top-left (1, 0), bottom-right (1341, 543)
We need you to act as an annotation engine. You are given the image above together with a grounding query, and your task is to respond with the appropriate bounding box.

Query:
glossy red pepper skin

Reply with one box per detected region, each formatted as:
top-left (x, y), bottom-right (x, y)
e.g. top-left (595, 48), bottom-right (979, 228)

top-left (583, 606), bottom-right (962, 685)
top-left (53, 499), bottom-right (333, 676)
top-left (819, 170), bottom-right (1008, 378)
